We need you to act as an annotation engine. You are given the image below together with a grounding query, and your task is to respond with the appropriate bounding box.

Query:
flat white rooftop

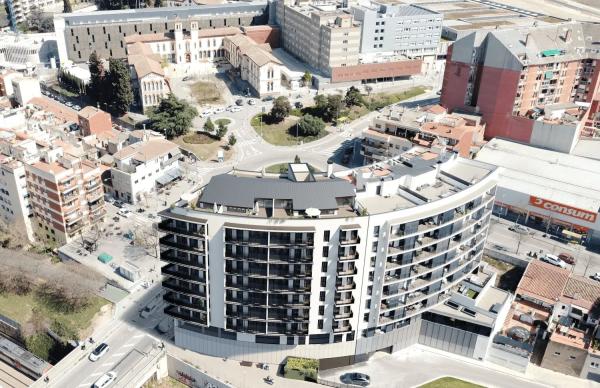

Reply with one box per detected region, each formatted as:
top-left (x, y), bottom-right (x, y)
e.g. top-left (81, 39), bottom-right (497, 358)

top-left (475, 138), bottom-right (600, 213)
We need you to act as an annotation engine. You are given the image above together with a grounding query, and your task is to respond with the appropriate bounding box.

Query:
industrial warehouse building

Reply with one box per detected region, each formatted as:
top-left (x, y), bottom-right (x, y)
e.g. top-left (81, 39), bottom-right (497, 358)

top-left (476, 138), bottom-right (600, 248)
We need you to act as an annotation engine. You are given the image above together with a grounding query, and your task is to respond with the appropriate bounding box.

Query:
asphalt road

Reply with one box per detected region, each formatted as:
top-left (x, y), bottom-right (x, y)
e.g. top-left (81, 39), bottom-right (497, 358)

top-left (486, 217), bottom-right (600, 278)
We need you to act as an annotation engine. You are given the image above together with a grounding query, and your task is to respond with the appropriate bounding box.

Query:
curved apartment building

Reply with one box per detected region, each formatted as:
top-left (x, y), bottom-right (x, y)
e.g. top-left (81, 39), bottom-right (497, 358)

top-left (158, 150), bottom-right (498, 363)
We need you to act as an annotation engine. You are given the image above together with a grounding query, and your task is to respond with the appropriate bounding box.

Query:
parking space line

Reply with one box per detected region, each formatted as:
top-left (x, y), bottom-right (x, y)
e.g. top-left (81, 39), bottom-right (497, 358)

top-left (102, 362), bottom-right (113, 367)
top-left (90, 372), bottom-right (102, 377)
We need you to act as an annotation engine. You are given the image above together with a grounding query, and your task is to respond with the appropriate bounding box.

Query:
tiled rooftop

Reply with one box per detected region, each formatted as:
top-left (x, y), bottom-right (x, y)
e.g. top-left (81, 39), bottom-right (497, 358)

top-left (515, 259), bottom-right (571, 304)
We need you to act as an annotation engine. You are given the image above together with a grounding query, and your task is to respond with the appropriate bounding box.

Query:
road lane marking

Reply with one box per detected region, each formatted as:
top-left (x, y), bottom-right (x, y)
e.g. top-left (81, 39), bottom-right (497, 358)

top-left (112, 352), bottom-right (126, 358)
top-left (78, 383), bottom-right (91, 387)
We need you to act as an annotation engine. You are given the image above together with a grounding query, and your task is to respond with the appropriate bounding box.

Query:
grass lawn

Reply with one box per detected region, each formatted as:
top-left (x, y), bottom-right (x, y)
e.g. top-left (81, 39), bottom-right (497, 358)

top-left (265, 163), bottom-right (319, 174)
top-left (0, 292), bottom-right (108, 337)
top-left (49, 84), bottom-right (79, 98)
top-left (251, 114), bottom-right (326, 146)
top-left (364, 86), bottom-right (427, 111)
top-left (215, 118), bottom-right (231, 126)
top-left (173, 133), bottom-right (231, 161)
top-left (191, 81), bottom-right (224, 105)
top-left (483, 256), bottom-right (513, 272)
top-left (420, 377), bottom-right (485, 388)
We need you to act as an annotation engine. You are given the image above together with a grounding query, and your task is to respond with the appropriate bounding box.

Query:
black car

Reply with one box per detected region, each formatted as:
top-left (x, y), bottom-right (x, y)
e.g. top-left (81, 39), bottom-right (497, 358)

top-left (113, 200), bottom-right (124, 208)
top-left (262, 95), bottom-right (274, 102)
top-left (341, 372), bottom-right (370, 386)
top-left (235, 98), bottom-right (244, 106)
top-left (295, 101), bottom-right (303, 109)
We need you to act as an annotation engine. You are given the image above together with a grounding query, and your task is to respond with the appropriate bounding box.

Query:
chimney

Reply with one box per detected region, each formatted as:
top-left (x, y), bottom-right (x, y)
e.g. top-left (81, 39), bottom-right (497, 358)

top-left (326, 161), bottom-right (333, 177)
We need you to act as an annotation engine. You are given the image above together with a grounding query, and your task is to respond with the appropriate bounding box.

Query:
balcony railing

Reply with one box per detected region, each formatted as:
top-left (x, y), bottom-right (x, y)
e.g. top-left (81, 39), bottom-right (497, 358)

top-left (162, 280), bottom-right (206, 298)
top-left (337, 267), bottom-right (357, 276)
top-left (338, 252), bottom-right (359, 261)
top-left (334, 310), bottom-right (353, 320)
top-left (164, 306), bottom-right (206, 325)
top-left (159, 236), bottom-right (204, 253)
top-left (339, 236), bottom-right (360, 246)
top-left (335, 282), bottom-right (356, 291)
top-left (161, 265), bottom-right (205, 283)
top-left (335, 296), bottom-right (355, 306)
top-left (163, 292), bottom-right (206, 311)
top-left (158, 221), bottom-right (205, 237)
top-left (160, 250), bottom-right (204, 268)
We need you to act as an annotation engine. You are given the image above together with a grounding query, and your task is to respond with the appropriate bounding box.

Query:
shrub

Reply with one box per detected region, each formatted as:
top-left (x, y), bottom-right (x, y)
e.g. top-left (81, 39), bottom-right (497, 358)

top-left (284, 357), bottom-right (318, 382)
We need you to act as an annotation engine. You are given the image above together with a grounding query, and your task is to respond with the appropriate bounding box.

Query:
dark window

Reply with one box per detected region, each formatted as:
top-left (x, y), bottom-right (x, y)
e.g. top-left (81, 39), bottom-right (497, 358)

top-left (321, 262), bottom-right (328, 272)
top-left (373, 225), bottom-right (380, 237)
top-left (347, 332), bottom-right (355, 341)
top-left (320, 291), bottom-right (325, 301)
top-left (309, 334), bottom-right (329, 344)
top-left (256, 335), bottom-right (280, 344)
top-left (320, 277), bottom-right (326, 287)
top-left (322, 246), bottom-right (329, 257)
top-left (298, 336), bottom-right (306, 345)
top-left (319, 306), bottom-right (324, 315)
top-left (363, 313), bottom-right (369, 322)
top-left (287, 336), bottom-right (294, 345)
top-left (324, 230), bottom-right (330, 241)
top-left (334, 334), bottom-right (343, 343)
top-left (318, 320), bottom-right (323, 329)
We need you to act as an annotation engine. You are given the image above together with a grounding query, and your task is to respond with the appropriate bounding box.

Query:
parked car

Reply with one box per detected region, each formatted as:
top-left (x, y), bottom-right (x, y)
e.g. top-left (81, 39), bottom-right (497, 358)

top-left (591, 273), bottom-right (600, 282)
top-left (214, 107), bottom-right (225, 114)
top-left (294, 101), bottom-right (303, 109)
top-left (89, 343), bottom-right (110, 362)
top-left (492, 244), bottom-right (507, 252)
top-left (73, 104), bottom-right (81, 111)
top-left (508, 224), bottom-right (530, 235)
top-left (113, 200), bottom-right (124, 208)
top-left (540, 253), bottom-right (567, 269)
top-left (117, 209), bottom-right (132, 218)
top-left (229, 106), bottom-right (242, 112)
top-left (262, 95), bottom-right (274, 102)
top-left (247, 99), bottom-right (256, 105)
top-left (201, 109), bottom-right (213, 118)
top-left (65, 101), bottom-right (73, 107)
top-left (558, 252), bottom-right (576, 265)
top-left (341, 372), bottom-right (370, 387)
top-left (235, 98), bottom-right (244, 106)
top-left (92, 371), bottom-right (117, 388)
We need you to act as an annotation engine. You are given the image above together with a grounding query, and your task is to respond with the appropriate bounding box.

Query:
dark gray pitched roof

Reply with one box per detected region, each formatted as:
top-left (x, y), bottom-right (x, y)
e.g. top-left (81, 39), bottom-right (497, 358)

top-left (199, 174), bottom-right (355, 211)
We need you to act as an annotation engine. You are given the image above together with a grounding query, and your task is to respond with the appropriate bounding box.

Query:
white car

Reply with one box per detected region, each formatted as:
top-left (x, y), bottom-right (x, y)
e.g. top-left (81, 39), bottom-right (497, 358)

top-left (117, 209), bottom-right (132, 218)
top-left (201, 110), bottom-right (213, 117)
top-left (247, 99), bottom-right (256, 105)
top-left (508, 224), bottom-right (530, 235)
top-left (92, 371), bottom-right (117, 388)
top-left (229, 106), bottom-right (242, 113)
top-left (214, 107), bottom-right (226, 114)
top-left (540, 253), bottom-right (567, 269)
top-left (89, 343), bottom-right (110, 362)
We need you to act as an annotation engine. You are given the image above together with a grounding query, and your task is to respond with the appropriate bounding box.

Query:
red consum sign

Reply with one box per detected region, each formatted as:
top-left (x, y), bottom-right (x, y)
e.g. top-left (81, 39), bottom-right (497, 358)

top-left (529, 196), bottom-right (598, 223)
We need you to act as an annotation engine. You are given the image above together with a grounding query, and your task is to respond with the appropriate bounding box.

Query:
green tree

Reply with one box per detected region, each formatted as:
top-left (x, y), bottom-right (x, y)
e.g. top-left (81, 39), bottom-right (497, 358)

top-left (297, 114), bottom-right (325, 137)
top-left (216, 122), bottom-right (228, 139)
top-left (88, 51), bottom-right (105, 104)
top-left (63, 0), bottom-right (73, 13)
top-left (314, 94), bottom-right (327, 111)
top-left (106, 58), bottom-right (133, 115)
top-left (270, 96), bottom-right (291, 123)
top-left (302, 71), bottom-right (312, 86)
top-left (203, 118), bottom-right (214, 133)
top-left (228, 134), bottom-right (237, 147)
top-left (344, 86), bottom-right (363, 107)
top-left (325, 94), bottom-right (344, 122)
top-left (27, 7), bottom-right (53, 32)
top-left (148, 94), bottom-right (198, 139)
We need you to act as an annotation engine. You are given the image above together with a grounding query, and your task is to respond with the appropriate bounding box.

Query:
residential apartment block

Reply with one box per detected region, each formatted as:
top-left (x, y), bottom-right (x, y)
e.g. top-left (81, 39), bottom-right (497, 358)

top-left (275, 0), bottom-right (361, 76)
top-left (488, 259), bottom-right (600, 381)
top-left (158, 149), bottom-right (498, 363)
top-left (362, 104), bottom-right (485, 163)
top-left (109, 137), bottom-right (181, 204)
top-left (0, 152), bottom-right (34, 242)
top-left (441, 21), bottom-right (600, 143)
top-left (3, 0), bottom-right (61, 27)
top-left (26, 147), bottom-right (105, 245)
top-left (351, 2), bottom-right (442, 60)
top-left (53, 2), bottom-right (269, 64)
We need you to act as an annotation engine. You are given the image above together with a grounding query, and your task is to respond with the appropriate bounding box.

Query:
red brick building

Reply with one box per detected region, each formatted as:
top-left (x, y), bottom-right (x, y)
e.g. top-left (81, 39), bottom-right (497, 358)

top-left (441, 22), bottom-right (600, 143)
top-left (78, 106), bottom-right (112, 136)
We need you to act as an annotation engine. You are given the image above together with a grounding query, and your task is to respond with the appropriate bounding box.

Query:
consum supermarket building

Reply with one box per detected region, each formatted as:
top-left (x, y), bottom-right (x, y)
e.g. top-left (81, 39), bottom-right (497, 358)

top-left (476, 138), bottom-right (600, 248)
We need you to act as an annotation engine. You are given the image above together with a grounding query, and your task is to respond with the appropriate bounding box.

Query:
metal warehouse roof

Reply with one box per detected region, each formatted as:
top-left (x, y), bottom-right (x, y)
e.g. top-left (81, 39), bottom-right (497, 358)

top-left (475, 138), bottom-right (600, 213)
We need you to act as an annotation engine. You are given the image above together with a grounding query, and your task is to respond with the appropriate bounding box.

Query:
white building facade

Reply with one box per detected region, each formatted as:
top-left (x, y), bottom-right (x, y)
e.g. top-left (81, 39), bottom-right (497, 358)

top-left (110, 138), bottom-right (181, 204)
top-left (158, 152), bottom-right (498, 363)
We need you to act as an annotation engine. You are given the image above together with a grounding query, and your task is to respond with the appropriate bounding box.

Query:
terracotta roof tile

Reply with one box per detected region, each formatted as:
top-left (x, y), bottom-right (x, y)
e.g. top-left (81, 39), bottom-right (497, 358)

top-left (560, 276), bottom-right (600, 310)
top-left (516, 260), bottom-right (570, 304)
